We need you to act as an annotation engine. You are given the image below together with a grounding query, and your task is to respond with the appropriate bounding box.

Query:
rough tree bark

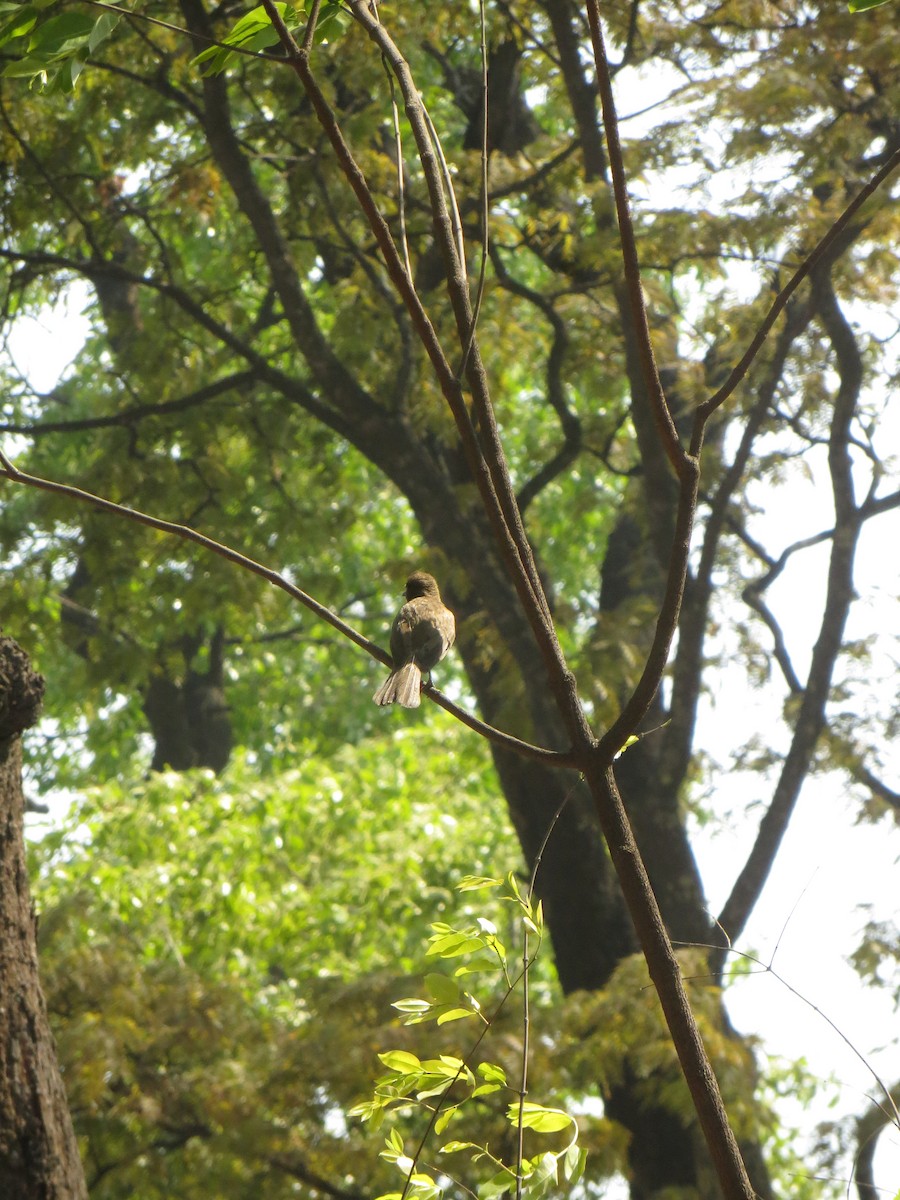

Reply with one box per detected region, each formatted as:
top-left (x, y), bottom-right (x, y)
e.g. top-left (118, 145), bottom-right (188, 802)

top-left (0, 635), bottom-right (87, 1199)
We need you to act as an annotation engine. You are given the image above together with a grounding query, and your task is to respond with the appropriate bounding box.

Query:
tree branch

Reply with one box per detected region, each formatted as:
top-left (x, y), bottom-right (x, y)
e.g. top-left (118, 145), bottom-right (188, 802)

top-left (260, 0), bottom-right (590, 751)
top-left (488, 245), bottom-right (582, 513)
top-left (0, 371), bottom-right (258, 437)
top-left (854, 1082), bottom-right (900, 1200)
top-left (266, 1153), bottom-right (368, 1200)
top-left (662, 299), bottom-right (813, 786)
top-left (584, 0), bottom-right (685, 476)
top-left (713, 269), bottom-right (866, 977)
top-left (0, 454), bottom-right (574, 767)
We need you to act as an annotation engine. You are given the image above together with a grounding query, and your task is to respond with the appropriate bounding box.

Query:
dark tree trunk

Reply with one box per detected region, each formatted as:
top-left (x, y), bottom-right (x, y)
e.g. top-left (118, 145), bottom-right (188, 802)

top-left (143, 628), bottom-right (232, 773)
top-left (0, 636), bottom-right (87, 1200)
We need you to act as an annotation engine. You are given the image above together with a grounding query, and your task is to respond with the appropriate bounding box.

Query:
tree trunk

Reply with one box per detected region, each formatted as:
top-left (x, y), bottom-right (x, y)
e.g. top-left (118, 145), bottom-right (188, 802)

top-left (0, 636), bottom-right (87, 1200)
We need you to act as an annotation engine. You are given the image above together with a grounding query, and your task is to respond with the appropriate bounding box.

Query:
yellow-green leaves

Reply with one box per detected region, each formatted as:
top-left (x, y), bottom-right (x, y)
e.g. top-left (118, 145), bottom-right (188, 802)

top-left (351, 872), bottom-right (581, 1200)
top-left (192, 3), bottom-right (293, 76)
top-left (0, 4), bottom-right (119, 91)
top-left (191, 1), bottom-right (350, 76)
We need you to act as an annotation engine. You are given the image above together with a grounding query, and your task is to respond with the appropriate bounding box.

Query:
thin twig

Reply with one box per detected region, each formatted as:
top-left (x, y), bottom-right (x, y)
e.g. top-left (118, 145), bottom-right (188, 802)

top-left (680, 940), bottom-right (900, 1131)
top-left (371, 0), bottom-right (413, 281)
top-left (516, 777), bottom-right (580, 1199)
top-left (386, 64), bottom-right (413, 280)
top-left (268, 0), bottom-right (582, 744)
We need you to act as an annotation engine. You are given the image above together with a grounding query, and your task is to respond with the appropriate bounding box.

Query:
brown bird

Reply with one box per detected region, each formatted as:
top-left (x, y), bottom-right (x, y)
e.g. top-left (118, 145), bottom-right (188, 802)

top-left (373, 571), bottom-right (456, 708)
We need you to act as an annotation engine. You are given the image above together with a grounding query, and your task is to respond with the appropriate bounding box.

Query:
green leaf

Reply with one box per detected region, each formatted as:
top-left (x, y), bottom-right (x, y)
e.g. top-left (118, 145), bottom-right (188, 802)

top-left (0, 5), bottom-right (38, 46)
top-left (509, 1102), bottom-right (574, 1133)
top-left (427, 930), bottom-right (487, 958)
top-left (313, 2), bottom-right (351, 43)
top-left (478, 1168), bottom-right (518, 1200)
top-left (425, 972), bottom-right (459, 1003)
top-left (421, 1055), bottom-right (466, 1076)
top-left (523, 1151), bottom-right (558, 1199)
top-left (27, 10), bottom-right (95, 54)
top-left (615, 733), bottom-right (640, 759)
top-left (392, 997), bottom-right (432, 1014)
top-left (435, 1006), bottom-right (475, 1024)
top-left (379, 1050), bottom-right (422, 1073)
top-left (2, 53), bottom-right (50, 77)
top-left (456, 875), bottom-right (503, 892)
top-left (848, 0), bottom-right (892, 8)
top-left (477, 1062), bottom-right (508, 1084)
top-left (433, 1104), bottom-right (457, 1134)
top-left (88, 10), bottom-right (120, 54)
top-left (192, 2), bottom-right (291, 76)
top-left (470, 1082), bottom-right (502, 1097)
top-left (563, 1145), bottom-right (587, 1185)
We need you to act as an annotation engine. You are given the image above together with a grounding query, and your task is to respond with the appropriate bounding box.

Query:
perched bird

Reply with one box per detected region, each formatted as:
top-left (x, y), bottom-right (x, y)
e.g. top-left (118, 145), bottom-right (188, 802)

top-left (373, 571), bottom-right (456, 708)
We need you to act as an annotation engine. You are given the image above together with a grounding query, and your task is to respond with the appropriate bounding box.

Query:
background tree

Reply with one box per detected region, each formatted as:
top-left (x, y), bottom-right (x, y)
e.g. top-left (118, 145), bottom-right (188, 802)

top-left (1, 0), bottom-right (899, 1197)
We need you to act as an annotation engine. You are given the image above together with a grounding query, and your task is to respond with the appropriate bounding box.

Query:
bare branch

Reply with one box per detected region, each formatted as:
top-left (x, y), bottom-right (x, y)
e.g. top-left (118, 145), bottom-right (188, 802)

top-left (0, 455), bottom-right (574, 767)
top-left (584, 0), bottom-right (685, 476)
top-left (854, 1083), bottom-right (900, 1200)
top-left (582, 762), bottom-right (754, 1200)
top-left (713, 270), bottom-right (867, 976)
top-left (0, 371), bottom-right (258, 437)
top-left (663, 299), bottom-right (813, 788)
top-left (845, 757), bottom-right (900, 812)
top-left (488, 246), bottom-right (582, 512)
top-left (260, 0), bottom-right (587, 747)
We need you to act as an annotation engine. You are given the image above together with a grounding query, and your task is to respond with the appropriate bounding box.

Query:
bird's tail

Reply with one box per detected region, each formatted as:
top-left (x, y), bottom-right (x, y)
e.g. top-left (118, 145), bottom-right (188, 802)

top-left (373, 662), bottom-right (422, 708)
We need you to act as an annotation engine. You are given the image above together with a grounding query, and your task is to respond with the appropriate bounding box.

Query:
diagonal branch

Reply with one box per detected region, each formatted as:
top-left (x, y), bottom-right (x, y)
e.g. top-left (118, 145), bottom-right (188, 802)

top-left (712, 269), bottom-right (866, 978)
top-left (0, 246), bottom-right (387, 453)
top-left (0, 371), bottom-right (258, 437)
top-left (260, 0), bottom-right (588, 747)
top-left (662, 299), bottom-right (814, 787)
top-left (0, 453), bottom-right (573, 768)
top-left (584, 0), bottom-right (685, 477)
top-left (853, 1082), bottom-right (900, 1200)
top-left (341, 2), bottom-right (557, 628)
top-left (179, 0), bottom-right (383, 433)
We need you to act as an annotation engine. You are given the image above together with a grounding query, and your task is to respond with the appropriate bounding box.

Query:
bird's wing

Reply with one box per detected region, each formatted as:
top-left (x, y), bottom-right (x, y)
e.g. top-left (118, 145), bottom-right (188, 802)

top-left (392, 601), bottom-right (445, 668)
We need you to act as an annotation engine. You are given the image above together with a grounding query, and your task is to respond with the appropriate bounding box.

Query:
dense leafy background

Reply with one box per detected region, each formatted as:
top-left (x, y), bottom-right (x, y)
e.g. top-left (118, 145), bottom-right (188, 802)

top-left (2, 0), bottom-right (900, 1196)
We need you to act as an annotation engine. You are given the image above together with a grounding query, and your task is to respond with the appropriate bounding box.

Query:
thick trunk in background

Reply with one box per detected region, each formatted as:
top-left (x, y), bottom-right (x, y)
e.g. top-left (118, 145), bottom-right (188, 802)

top-left (0, 636), bottom-right (87, 1200)
top-left (143, 628), bottom-right (232, 773)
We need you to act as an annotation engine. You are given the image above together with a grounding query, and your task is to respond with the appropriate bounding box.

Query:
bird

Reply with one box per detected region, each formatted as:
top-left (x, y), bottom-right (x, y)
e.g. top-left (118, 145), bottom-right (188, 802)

top-left (373, 571), bottom-right (456, 708)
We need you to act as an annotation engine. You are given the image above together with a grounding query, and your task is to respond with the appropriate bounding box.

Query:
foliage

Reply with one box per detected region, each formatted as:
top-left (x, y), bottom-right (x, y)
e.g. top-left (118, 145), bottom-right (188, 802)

top-left (30, 736), bottom-right (634, 1197)
top-left (31, 733), bottom-right (517, 1195)
top-left (351, 874), bottom-right (587, 1200)
top-left (2, 0), bottom-right (899, 1195)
